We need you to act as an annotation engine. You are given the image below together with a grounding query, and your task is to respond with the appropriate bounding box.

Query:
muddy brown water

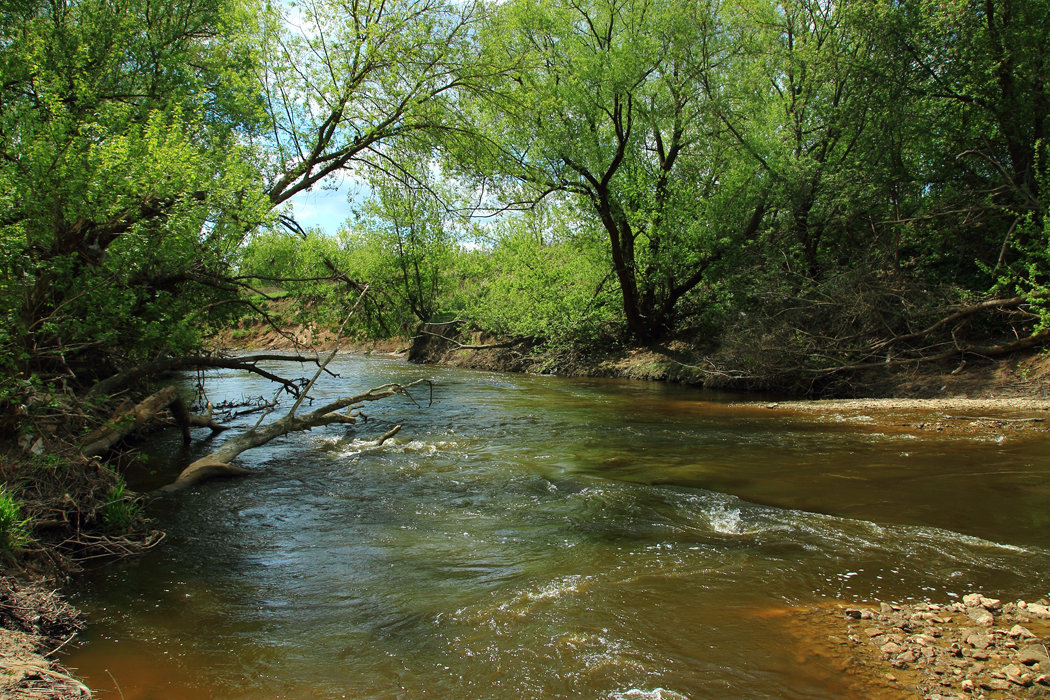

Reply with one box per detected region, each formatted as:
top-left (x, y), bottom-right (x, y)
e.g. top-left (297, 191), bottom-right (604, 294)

top-left (66, 356), bottom-right (1050, 699)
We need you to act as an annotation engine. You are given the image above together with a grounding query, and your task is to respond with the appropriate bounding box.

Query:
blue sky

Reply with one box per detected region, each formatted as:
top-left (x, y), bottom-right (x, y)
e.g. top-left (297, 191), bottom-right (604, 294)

top-left (285, 176), bottom-right (366, 236)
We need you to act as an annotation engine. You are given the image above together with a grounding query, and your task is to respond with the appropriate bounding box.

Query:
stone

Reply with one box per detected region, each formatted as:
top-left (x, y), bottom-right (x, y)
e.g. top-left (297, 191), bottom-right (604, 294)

top-left (972, 650), bottom-right (990, 661)
top-left (881, 641), bottom-right (902, 655)
top-left (966, 633), bottom-right (992, 649)
top-left (844, 608), bottom-right (863, 619)
top-left (911, 634), bottom-right (934, 646)
top-left (1018, 645), bottom-right (1050, 666)
top-left (1026, 603), bottom-right (1050, 618)
top-left (865, 627), bottom-right (883, 638)
top-left (967, 609), bottom-right (994, 626)
top-left (880, 602), bottom-right (894, 615)
top-left (897, 649), bottom-right (918, 664)
top-left (982, 678), bottom-right (1011, 691)
top-left (1009, 624), bottom-right (1035, 639)
top-left (960, 679), bottom-right (974, 692)
top-left (963, 593), bottom-right (984, 607)
top-left (980, 597), bottom-right (1002, 611)
top-left (1004, 663), bottom-right (1032, 686)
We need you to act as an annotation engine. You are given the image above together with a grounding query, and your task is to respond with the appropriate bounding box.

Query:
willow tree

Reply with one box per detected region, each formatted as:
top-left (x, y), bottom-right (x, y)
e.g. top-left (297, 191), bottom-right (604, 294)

top-left (258, 0), bottom-right (485, 214)
top-left (463, 0), bottom-right (768, 342)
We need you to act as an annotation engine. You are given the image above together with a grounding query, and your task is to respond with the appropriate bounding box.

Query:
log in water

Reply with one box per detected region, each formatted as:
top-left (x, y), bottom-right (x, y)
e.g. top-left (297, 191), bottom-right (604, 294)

top-left (67, 356), bottom-right (1050, 699)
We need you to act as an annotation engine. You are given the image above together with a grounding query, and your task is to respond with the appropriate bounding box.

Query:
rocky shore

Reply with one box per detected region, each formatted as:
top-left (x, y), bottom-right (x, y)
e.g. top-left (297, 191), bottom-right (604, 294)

top-left (826, 593), bottom-right (1050, 699)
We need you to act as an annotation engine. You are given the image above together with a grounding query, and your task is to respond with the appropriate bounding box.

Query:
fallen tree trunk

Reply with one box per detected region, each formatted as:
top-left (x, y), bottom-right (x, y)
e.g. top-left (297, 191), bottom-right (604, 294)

top-left (81, 386), bottom-right (182, 458)
top-left (81, 386), bottom-right (229, 458)
top-left (161, 380), bottom-right (426, 492)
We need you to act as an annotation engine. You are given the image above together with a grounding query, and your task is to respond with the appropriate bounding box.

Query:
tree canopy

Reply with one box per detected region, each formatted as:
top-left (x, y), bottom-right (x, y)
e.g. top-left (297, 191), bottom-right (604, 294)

top-left (1, 0), bottom-right (1048, 408)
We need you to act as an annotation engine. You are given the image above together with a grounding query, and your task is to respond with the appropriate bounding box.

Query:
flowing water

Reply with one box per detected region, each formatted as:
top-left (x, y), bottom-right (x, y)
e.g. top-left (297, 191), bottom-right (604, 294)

top-left (66, 356), bottom-right (1050, 699)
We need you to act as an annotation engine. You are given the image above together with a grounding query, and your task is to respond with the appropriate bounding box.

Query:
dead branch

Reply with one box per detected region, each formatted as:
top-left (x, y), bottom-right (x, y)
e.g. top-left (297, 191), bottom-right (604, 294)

top-left (86, 353), bottom-right (328, 398)
top-left (159, 288), bottom-right (431, 492)
top-left (871, 296), bottom-right (1028, 351)
top-left (81, 386), bottom-right (181, 457)
top-left (375, 424), bottom-right (402, 446)
top-left (161, 380), bottom-right (428, 491)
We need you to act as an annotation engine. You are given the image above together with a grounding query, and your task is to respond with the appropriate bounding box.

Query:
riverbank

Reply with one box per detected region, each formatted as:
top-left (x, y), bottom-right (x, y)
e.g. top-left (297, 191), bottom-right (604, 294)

top-left (215, 313), bottom-right (1050, 401)
top-left (798, 594), bottom-right (1050, 699)
top-left (0, 577), bottom-right (88, 699)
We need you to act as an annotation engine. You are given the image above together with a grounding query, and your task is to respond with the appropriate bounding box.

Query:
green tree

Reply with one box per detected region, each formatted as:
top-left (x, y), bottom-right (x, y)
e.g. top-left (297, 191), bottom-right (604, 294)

top-left (0, 0), bottom-right (269, 385)
top-left (355, 174), bottom-right (457, 328)
top-left (463, 0), bottom-right (768, 342)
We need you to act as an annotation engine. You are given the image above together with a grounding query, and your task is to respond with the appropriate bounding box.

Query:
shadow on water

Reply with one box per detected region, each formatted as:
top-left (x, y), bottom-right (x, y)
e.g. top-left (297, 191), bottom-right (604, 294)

top-left (67, 356), bottom-right (1050, 699)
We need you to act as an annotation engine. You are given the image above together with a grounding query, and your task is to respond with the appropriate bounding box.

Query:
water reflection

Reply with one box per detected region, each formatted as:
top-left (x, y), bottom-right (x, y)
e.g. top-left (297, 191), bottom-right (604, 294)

top-left (68, 356), bottom-right (1050, 699)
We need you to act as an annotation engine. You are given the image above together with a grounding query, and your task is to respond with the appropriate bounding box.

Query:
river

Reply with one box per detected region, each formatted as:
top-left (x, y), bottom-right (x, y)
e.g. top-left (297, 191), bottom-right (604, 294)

top-left (66, 355), bottom-right (1050, 699)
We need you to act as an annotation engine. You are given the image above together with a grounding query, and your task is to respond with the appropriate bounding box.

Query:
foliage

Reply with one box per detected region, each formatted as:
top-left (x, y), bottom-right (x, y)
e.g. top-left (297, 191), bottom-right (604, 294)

top-left (459, 0), bottom-right (769, 342)
top-left (2, 0), bottom-right (1049, 412)
top-left (0, 0), bottom-right (271, 386)
top-left (0, 486), bottom-right (30, 552)
top-left (452, 203), bottom-right (620, 347)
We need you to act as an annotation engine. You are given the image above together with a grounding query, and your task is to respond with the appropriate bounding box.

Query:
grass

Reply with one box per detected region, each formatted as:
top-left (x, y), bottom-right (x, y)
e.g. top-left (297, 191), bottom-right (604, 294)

top-left (101, 479), bottom-right (142, 533)
top-left (0, 486), bottom-right (30, 552)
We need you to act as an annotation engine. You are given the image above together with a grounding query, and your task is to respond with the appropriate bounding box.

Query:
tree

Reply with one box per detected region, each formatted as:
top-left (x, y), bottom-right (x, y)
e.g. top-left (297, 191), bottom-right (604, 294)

top-left (876, 0), bottom-right (1049, 285)
top-left (0, 0), bottom-right (487, 400)
top-left (463, 0), bottom-right (768, 342)
top-left (257, 0), bottom-right (484, 212)
top-left (0, 0), bottom-right (269, 387)
top-left (354, 172), bottom-right (458, 328)
top-left (725, 0), bottom-right (906, 281)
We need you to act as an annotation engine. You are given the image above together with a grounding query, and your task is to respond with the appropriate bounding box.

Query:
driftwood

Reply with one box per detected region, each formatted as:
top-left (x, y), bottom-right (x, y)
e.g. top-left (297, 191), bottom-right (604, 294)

top-left (414, 329), bottom-right (523, 351)
top-left (161, 381), bottom-right (426, 491)
top-left (159, 290), bottom-right (430, 492)
top-left (81, 386), bottom-right (183, 457)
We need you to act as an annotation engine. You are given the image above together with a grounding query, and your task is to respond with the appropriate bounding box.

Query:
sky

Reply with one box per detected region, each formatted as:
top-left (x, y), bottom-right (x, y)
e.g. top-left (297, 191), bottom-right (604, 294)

top-left (285, 176), bottom-right (366, 236)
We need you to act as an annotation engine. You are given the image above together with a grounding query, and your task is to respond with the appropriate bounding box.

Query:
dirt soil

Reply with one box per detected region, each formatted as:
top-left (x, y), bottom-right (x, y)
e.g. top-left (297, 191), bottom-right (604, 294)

top-left (0, 577), bottom-right (87, 699)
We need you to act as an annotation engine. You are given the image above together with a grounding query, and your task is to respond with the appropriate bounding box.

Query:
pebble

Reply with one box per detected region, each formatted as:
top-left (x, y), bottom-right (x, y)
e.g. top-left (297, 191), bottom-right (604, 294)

top-left (833, 594), bottom-right (1050, 698)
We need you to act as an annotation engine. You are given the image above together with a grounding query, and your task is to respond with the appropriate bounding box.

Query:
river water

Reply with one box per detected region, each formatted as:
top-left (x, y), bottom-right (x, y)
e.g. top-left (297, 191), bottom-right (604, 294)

top-left (66, 355), bottom-right (1050, 699)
